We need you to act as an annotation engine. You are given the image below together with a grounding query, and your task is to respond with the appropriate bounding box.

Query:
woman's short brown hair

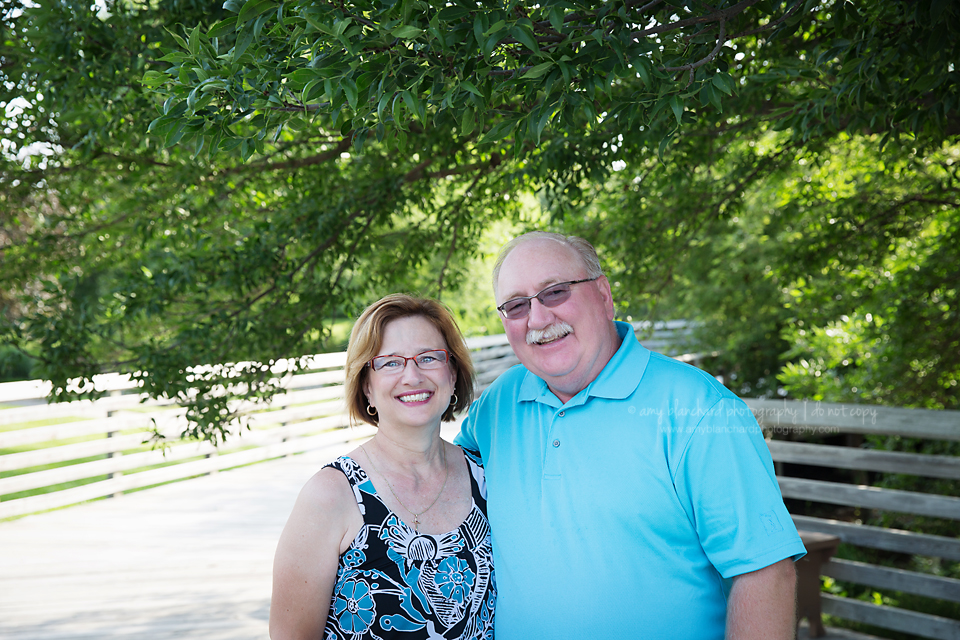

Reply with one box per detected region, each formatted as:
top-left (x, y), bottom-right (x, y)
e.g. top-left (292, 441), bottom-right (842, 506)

top-left (344, 294), bottom-right (475, 426)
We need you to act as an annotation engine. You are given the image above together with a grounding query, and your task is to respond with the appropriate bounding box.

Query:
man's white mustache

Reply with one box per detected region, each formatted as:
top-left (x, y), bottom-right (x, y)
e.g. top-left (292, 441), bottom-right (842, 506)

top-left (526, 322), bottom-right (574, 345)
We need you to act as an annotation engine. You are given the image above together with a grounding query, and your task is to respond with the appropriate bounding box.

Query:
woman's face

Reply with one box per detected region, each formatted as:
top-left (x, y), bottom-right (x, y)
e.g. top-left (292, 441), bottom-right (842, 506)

top-left (362, 315), bottom-right (456, 432)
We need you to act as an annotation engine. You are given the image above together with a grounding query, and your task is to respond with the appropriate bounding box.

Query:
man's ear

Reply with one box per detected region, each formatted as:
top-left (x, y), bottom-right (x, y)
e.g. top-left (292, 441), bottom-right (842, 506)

top-left (597, 276), bottom-right (616, 320)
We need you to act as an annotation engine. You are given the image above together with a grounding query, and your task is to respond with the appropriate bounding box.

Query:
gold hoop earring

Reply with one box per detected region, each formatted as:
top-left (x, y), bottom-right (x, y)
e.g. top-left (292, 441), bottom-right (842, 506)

top-left (366, 405), bottom-right (377, 416)
top-left (449, 394), bottom-right (458, 406)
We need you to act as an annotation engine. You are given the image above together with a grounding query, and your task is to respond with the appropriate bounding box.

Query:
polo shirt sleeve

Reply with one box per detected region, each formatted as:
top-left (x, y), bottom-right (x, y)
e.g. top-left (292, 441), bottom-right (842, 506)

top-left (673, 396), bottom-right (806, 579)
top-left (453, 401), bottom-right (480, 452)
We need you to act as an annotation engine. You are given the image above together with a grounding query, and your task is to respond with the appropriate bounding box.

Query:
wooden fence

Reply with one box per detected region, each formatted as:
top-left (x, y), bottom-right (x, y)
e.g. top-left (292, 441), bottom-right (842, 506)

top-left (0, 321), bottom-right (694, 521)
top-left (3, 320), bottom-right (956, 638)
top-left (747, 398), bottom-right (960, 639)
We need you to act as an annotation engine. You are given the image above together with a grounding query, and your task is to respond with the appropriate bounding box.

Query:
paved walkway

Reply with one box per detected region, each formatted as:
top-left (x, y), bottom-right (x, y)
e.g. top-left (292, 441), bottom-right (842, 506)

top-left (0, 441), bottom-right (361, 640)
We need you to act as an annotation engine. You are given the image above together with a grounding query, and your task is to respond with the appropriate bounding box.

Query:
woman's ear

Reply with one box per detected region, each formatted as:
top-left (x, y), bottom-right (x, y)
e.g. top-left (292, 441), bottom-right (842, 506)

top-left (362, 378), bottom-right (373, 409)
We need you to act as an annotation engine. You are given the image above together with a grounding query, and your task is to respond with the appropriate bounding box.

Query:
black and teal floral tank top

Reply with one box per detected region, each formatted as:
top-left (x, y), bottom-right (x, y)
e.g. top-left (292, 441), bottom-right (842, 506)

top-left (323, 450), bottom-right (496, 640)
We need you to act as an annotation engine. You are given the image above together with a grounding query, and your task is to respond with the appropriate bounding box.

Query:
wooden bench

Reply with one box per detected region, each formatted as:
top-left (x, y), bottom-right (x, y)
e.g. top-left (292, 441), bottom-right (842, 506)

top-left (798, 530), bottom-right (842, 637)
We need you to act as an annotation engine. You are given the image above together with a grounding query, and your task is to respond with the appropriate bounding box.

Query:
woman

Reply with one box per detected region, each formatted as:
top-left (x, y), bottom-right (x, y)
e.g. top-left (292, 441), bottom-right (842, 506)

top-left (270, 294), bottom-right (495, 640)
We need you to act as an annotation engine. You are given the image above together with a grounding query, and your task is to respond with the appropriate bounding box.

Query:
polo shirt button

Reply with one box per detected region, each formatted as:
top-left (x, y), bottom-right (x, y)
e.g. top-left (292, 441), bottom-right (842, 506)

top-left (552, 439), bottom-right (561, 447)
top-left (558, 411), bottom-right (565, 417)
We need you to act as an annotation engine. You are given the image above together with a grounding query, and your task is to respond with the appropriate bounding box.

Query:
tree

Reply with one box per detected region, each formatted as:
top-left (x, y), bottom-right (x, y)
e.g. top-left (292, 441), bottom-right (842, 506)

top-left (2, 0), bottom-right (958, 441)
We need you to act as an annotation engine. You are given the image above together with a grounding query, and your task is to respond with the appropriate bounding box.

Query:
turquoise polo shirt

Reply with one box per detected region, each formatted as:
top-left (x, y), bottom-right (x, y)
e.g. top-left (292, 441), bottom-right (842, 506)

top-left (456, 321), bottom-right (805, 639)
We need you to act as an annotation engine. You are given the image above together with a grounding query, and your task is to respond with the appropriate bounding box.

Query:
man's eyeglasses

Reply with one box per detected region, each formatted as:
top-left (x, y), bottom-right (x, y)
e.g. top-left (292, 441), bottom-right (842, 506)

top-left (496, 277), bottom-right (600, 320)
top-left (368, 349), bottom-right (450, 373)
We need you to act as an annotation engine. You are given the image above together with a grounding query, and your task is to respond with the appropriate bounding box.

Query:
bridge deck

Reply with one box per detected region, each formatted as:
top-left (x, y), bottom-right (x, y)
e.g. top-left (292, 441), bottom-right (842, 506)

top-left (0, 442), bottom-right (357, 640)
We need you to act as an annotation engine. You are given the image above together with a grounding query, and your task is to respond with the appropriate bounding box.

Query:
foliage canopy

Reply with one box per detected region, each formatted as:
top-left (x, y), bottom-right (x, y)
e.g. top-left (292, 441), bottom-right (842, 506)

top-left (2, 0), bottom-right (958, 441)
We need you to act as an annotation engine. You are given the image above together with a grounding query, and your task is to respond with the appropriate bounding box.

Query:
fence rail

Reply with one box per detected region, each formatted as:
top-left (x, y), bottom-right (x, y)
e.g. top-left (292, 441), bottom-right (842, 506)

top-left (3, 322), bottom-right (958, 639)
top-left (1, 321), bottom-right (695, 521)
top-left (745, 398), bottom-right (960, 639)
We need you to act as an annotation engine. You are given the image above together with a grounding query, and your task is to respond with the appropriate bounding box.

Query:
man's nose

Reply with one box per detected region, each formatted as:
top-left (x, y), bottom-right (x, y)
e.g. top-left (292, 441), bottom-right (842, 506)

top-left (526, 296), bottom-right (556, 328)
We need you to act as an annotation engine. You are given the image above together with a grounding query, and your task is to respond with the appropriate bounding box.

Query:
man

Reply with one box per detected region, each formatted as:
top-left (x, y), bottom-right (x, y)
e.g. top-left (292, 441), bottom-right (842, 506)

top-left (455, 232), bottom-right (805, 639)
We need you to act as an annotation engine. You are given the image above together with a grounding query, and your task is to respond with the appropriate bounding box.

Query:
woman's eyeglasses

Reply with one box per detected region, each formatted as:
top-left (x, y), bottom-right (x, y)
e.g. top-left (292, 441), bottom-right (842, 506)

top-left (368, 349), bottom-right (450, 373)
top-left (496, 277), bottom-right (599, 320)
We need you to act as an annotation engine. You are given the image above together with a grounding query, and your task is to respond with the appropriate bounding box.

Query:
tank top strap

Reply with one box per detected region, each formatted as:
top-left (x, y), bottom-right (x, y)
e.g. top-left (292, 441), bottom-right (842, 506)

top-left (323, 455), bottom-right (383, 517)
top-left (460, 447), bottom-right (488, 511)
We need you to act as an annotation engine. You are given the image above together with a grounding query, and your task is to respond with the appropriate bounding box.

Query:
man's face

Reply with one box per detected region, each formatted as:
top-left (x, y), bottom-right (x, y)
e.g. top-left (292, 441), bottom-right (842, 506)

top-left (495, 238), bottom-right (619, 403)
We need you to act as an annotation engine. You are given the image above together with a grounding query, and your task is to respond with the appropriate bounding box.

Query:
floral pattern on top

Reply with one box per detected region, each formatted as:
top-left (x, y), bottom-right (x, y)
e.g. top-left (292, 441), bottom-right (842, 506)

top-left (323, 451), bottom-right (496, 640)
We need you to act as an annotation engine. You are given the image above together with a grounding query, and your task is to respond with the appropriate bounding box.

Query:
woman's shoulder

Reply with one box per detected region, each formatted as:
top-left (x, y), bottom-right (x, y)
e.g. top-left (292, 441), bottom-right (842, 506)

top-left (298, 457), bottom-right (361, 514)
top-left (322, 454), bottom-right (370, 485)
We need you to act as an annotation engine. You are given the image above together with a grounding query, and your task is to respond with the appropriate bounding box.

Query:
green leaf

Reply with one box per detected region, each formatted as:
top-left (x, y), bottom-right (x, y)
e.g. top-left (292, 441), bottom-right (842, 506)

top-left (141, 70), bottom-right (167, 87)
top-left (401, 90), bottom-right (420, 122)
top-left (343, 78), bottom-right (358, 110)
top-left (163, 26), bottom-right (189, 51)
top-left (549, 6), bottom-right (564, 33)
top-left (192, 135), bottom-right (206, 160)
top-left (482, 33), bottom-right (500, 58)
top-left (473, 15), bottom-right (484, 45)
top-left (392, 25), bottom-right (423, 39)
top-left (238, 0), bottom-right (275, 25)
top-left (912, 74), bottom-right (941, 93)
top-left (712, 73), bottom-right (733, 96)
top-left (303, 15), bottom-right (334, 35)
top-left (930, 0), bottom-right (950, 22)
top-left (218, 137), bottom-right (242, 152)
top-left (706, 83), bottom-right (722, 112)
top-left (634, 57), bottom-right (653, 89)
top-left (438, 6), bottom-right (470, 21)
top-left (477, 119), bottom-right (516, 144)
top-left (289, 68), bottom-right (321, 86)
top-left (352, 128), bottom-right (368, 153)
top-left (187, 86), bottom-right (201, 111)
top-left (377, 92), bottom-right (391, 120)
top-left (657, 129), bottom-right (675, 162)
top-left (437, 7), bottom-right (470, 22)
top-left (232, 28), bottom-right (254, 61)
top-left (303, 79), bottom-right (324, 102)
top-left (510, 25), bottom-right (539, 54)
top-left (157, 51), bottom-right (189, 63)
top-left (483, 20), bottom-right (505, 37)
top-left (334, 18), bottom-right (353, 36)
top-left (522, 62), bottom-right (554, 79)
top-left (669, 95), bottom-right (683, 125)
top-left (187, 24), bottom-right (201, 55)
top-left (460, 107), bottom-right (476, 136)
top-left (534, 100), bottom-right (555, 145)
top-left (163, 122), bottom-right (186, 148)
top-left (460, 79), bottom-right (483, 96)
top-left (207, 17), bottom-right (237, 39)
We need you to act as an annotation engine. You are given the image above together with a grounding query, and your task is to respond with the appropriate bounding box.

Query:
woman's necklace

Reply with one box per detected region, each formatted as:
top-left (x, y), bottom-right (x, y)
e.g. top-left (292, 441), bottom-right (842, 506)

top-left (361, 441), bottom-right (448, 533)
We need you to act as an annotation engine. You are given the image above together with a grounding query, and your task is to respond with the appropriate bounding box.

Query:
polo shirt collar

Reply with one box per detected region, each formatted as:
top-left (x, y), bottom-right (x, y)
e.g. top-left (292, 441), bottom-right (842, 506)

top-left (517, 321), bottom-right (651, 407)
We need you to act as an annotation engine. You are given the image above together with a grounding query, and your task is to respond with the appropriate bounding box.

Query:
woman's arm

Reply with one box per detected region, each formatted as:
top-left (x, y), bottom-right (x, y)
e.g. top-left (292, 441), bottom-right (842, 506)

top-left (269, 467), bottom-right (358, 640)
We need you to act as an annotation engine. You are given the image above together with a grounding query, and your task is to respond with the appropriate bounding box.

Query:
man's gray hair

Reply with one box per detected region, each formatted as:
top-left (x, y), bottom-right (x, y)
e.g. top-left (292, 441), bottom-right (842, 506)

top-left (492, 231), bottom-right (605, 298)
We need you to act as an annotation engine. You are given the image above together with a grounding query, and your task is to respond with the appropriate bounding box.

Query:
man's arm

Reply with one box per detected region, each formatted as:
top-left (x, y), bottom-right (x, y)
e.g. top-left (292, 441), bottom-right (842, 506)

top-left (452, 402), bottom-right (479, 451)
top-left (725, 558), bottom-right (797, 640)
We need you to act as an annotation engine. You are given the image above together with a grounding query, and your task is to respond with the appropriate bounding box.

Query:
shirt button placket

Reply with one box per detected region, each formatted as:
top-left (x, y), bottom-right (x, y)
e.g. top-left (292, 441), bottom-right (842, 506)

top-left (543, 408), bottom-right (566, 478)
